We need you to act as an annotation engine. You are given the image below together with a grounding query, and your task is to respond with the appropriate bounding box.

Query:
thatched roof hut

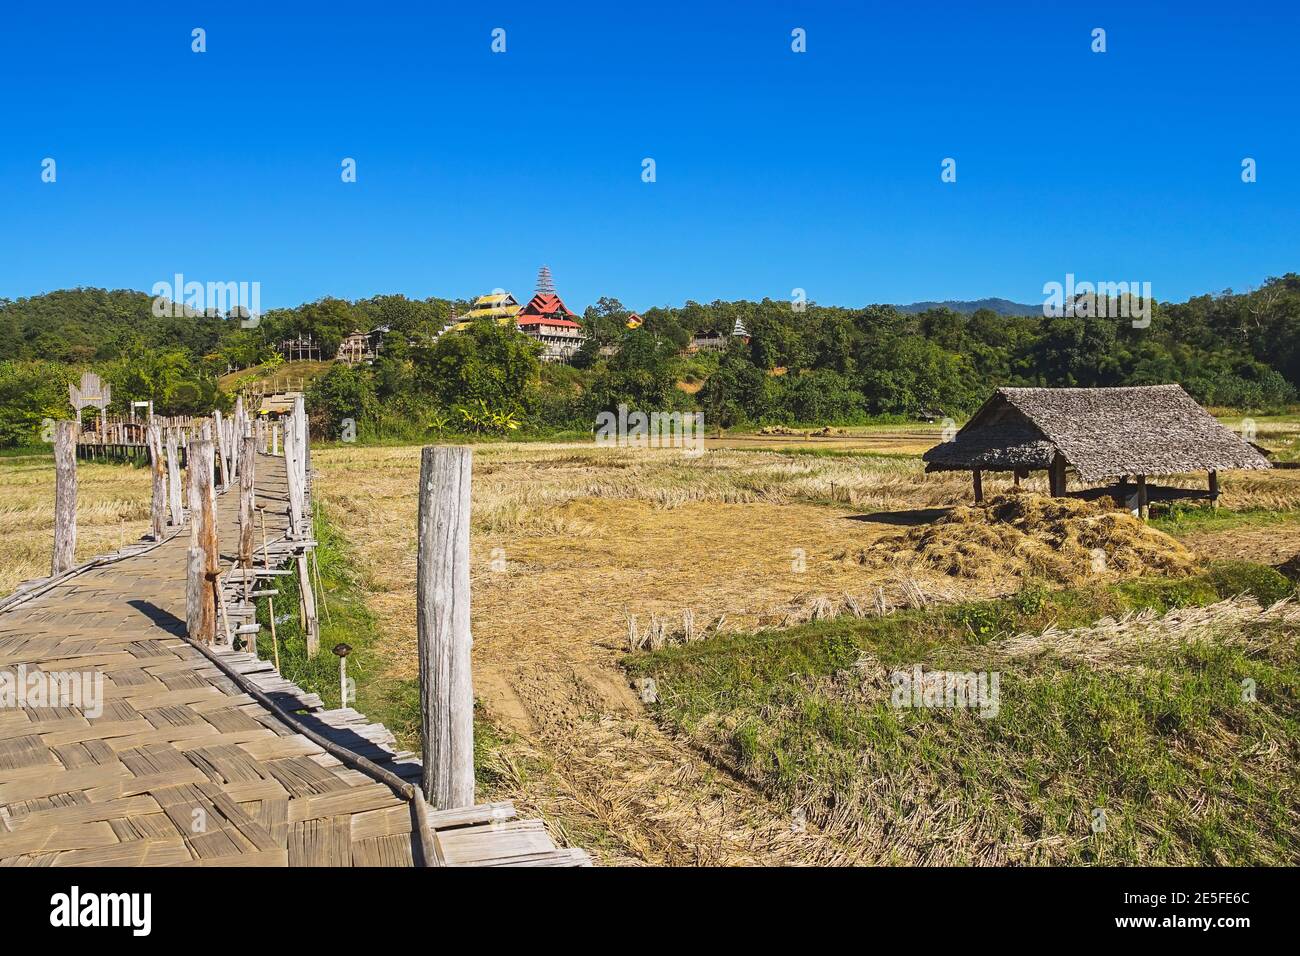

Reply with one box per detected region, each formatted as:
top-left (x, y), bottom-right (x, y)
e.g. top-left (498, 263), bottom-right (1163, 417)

top-left (923, 385), bottom-right (1271, 512)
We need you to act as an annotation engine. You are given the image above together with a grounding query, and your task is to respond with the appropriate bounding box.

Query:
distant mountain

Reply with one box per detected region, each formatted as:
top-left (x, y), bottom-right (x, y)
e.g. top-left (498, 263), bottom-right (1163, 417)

top-left (896, 297), bottom-right (1042, 317)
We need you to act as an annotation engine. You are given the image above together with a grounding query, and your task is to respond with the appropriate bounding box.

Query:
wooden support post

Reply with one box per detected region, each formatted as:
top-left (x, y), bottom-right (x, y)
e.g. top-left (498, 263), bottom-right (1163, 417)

top-left (297, 553), bottom-right (320, 658)
top-left (52, 421), bottom-right (79, 575)
top-left (1137, 474), bottom-right (1149, 522)
top-left (972, 468), bottom-right (984, 504)
top-left (148, 423), bottom-right (167, 542)
top-left (417, 445), bottom-right (475, 810)
top-left (165, 429), bottom-right (183, 526)
top-left (1208, 470), bottom-right (1219, 510)
top-left (185, 548), bottom-right (205, 641)
top-left (186, 437), bottom-right (218, 644)
top-left (260, 509), bottom-right (280, 670)
top-left (312, 544), bottom-right (330, 622)
top-left (238, 433), bottom-right (256, 569)
top-left (1049, 453), bottom-right (1067, 497)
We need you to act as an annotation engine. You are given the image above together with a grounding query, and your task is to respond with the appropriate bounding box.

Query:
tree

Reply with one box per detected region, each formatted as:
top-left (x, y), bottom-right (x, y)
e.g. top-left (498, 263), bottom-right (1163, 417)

top-left (414, 318), bottom-right (540, 414)
top-left (306, 364), bottom-right (379, 438)
top-left (0, 361), bottom-right (76, 447)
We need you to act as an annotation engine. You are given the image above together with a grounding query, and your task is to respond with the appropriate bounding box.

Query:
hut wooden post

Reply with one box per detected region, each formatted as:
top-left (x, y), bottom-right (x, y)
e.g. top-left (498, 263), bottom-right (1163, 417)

top-left (51, 421), bottom-right (79, 575)
top-left (417, 445), bottom-right (475, 810)
top-left (972, 469), bottom-right (984, 504)
top-left (165, 429), bottom-right (183, 526)
top-left (1208, 470), bottom-right (1219, 510)
top-left (238, 432), bottom-right (256, 569)
top-left (1136, 474), bottom-right (1149, 522)
top-left (186, 437), bottom-right (218, 644)
top-left (1049, 454), bottom-right (1067, 497)
top-left (147, 423), bottom-right (167, 541)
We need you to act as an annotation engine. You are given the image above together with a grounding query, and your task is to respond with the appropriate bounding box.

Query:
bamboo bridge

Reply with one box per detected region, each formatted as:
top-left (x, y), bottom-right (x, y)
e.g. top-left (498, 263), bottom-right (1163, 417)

top-left (0, 402), bottom-right (587, 867)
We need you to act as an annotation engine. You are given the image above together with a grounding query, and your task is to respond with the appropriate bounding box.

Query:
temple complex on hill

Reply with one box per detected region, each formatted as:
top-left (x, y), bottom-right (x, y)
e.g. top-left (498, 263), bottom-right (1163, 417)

top-left (462, 292), bottom-right (522, 322)
top-left (459, 266), bottom-right (586, 363)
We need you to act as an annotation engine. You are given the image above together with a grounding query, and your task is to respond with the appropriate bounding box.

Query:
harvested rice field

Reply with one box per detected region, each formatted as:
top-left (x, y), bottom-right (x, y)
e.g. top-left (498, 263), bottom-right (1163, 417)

top-left (305, 437), bottom-right (1300, 865)
top-left (3, 434), bottom-right (1298, 865)
top-left (0, 456), bottom-right (152, 596)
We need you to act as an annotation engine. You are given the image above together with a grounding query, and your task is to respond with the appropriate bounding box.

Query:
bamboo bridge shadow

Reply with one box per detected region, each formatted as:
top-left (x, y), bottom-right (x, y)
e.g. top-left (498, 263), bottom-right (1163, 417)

top-left (845, 507), bottom-right (953, 527)
top-left (126, 599), bottom-right (395, 763)
top-left (128, 599), bottom-right (186, 637)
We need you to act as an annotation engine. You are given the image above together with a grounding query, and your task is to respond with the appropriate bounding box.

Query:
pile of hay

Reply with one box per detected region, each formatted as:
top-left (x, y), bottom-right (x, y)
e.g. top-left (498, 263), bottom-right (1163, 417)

top-left (863, 493), bottom-right (1198, 584)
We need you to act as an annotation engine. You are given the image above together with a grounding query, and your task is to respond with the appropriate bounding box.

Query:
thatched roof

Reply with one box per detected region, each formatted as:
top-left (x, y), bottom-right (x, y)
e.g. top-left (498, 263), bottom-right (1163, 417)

top-left (923, 385), bottom-right (1272, 481)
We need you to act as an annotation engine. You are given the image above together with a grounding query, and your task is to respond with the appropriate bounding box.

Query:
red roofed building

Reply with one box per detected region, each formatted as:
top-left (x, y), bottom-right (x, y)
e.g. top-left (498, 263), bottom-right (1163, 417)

top-left (517, 266), bottom-right (586, 362)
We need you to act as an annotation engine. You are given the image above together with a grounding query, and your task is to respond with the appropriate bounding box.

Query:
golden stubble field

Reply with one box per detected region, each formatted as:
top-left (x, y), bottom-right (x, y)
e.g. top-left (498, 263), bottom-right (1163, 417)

top-left (3, 434), bottom-right (1298, 864)
top-left (309, 439), bottom-right (1300, 864)
top-left (0, 456), bottom-right (152, 596)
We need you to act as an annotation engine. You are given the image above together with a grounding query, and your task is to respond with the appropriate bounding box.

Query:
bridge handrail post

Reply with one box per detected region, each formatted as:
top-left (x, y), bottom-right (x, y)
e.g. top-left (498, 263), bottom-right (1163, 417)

top-left (416, 445), bottom-right (475, 810)
top-left (186, 434), bottom-right (218, 645)
top-left (148, 423), bottom-right (167, 541)
top-left (52, 420), bottom-right (79, 575)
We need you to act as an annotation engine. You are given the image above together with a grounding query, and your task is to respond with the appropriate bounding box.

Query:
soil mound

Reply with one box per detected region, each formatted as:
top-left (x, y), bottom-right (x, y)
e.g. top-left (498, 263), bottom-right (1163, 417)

top-left (864, 493), bottom-right (1197, 584)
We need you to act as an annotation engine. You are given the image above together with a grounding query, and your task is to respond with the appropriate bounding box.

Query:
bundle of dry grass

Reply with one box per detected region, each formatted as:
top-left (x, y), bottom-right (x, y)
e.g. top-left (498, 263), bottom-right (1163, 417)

top-left (865, 492), bottom-right (1198, 584)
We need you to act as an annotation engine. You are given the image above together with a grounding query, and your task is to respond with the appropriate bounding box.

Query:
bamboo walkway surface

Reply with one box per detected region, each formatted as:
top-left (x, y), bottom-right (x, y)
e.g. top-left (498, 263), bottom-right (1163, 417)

top-left (0, 452), bottom-right (588, 867)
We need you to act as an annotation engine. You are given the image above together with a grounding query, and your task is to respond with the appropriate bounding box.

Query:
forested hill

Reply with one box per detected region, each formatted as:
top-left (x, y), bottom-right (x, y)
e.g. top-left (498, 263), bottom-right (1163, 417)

top-left (896, 298), bottom-right (1041, 316)
top-left (1, 275), bottom-right (1298, 446)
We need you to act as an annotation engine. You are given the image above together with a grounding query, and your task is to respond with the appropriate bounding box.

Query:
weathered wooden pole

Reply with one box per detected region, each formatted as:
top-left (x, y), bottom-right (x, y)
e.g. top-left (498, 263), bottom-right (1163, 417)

top-left (229, 396), bottom-right (245, 484)
top-left (214, 409), bottom-right (230, 491)
top-left (186, 436), bottom-right (218, 644)
top-left (284, 411), bottom-right (305, 539)
top-left (165, 428), bottom-right (183, 526)
top-left (51, 420), bottom-right (79, 575)
top-left (147, 423), bottom-right (167, 541)
top-left (238, 431), bottom-right (256, 569)
top-left (295, 395), bottom-right (310, 480)
top-left (417, 445), bottom-right (475, 810)
top-left (1208, 470), bottom-right (1219, 510)
top-left (1045, 455), bottom-right (1066, 502)
top-left (296, 550), bottom-right (320, 658)
top-left (972, 468), bottom-right (984, 504)
top-left (1136, 474), bottom-right (1149, 522)
top-left (260, 509), bottom-right (281, 671)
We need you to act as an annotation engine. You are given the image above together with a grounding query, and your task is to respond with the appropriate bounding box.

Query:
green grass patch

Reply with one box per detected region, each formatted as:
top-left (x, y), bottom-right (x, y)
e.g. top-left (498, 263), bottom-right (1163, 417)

top-left (626, 562), bottom-right (1300, 864)
top-left (1153, 503), bottom-right (1300, 536)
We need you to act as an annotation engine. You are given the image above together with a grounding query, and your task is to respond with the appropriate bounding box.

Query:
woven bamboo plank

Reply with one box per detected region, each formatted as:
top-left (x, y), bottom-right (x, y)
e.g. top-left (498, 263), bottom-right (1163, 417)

top-left (55, 838), bottom-right (193, 867)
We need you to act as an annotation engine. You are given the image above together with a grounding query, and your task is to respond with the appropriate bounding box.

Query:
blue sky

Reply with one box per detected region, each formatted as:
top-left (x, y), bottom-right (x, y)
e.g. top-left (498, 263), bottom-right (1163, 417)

top-left (1, 1), bottom-right (1296, 312)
